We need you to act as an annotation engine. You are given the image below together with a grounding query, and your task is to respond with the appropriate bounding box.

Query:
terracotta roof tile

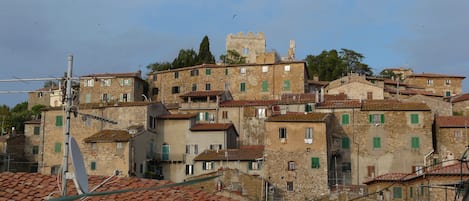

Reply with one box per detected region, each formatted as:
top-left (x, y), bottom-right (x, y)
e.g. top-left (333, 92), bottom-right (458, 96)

top-left (24, 119), bottom-right (41, 124)
top-left (0, 172), bottom-right (239, 201)
top-left (364, 173), bottom-right (414, 184)
top-left (194, 146), bottom-right (264, 161)
top-left (407, 73), bottom-right (466, 79)
top-left (81, 71), bottom-right (142, 78)
top-left (385, 87), bottom-right (442, 97)
top-left (267, 112), bottom-right (329, 122)
top-left (83, 130), bottom-right (131, 143)
top-left (452, 93), bottom-right (469, 103)
top-left (190, 123), bottom-right (233, 131)
top-left (220, 100), bottom-right (279, 107)
top-left (361, 100), bottom-right (430, 111)
top-left (436, 116), bottom-right (469, 127)
top-left (158, 113), bottom-right (197, 119)
top-left (315, 100), bottom-right (361, 109)
top-left (180, 90), bottom-right (225, 98)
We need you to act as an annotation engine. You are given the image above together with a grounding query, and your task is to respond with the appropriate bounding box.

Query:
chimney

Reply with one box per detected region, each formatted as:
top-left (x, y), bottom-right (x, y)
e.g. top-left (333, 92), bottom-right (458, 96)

top-left (315, 90), bottom-right (319, 103)
top-left (320, 88), bottom-right (324, 103)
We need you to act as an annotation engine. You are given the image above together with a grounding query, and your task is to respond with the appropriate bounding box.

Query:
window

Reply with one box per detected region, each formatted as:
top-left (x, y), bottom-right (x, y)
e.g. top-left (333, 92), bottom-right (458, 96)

top-left (342, 137), bottom-right (350, 149)
top-left (341, 114), bottom-right (350, 125)
top-left (203, 161), bottom-right (214, 170)
top-left (152, 75), bottom-right (157, 81)
top-left (121, 93), bottom-right (129, 102)
top-left (249, 161), bottom-right (260, 170)
top-left (210, 144), bottom-right (222, 150)
top-left (90, 142), bottom-right (97, 151)
top-left (283, 80), bottom-right (291, 91)
top-left (194, 145), bottom-right (198, 154)
top-left (186, 145), bottom-right (191, 154)
top-left (54, 142), bottom-right (61, 153)
top-left (190, 69), bottom-right (199, 76)
top-left (171, 86), bottom-right (180, 94)
top-left (369, 114), bottom-right (384, 124)
top-left (174, 71), bottom-right (179, 79)
top-left (225, 68), bottom-right (228, 75)
top-left (373, 137), bottom-right (381, 148)
top-left (222, 111), bottom-right (228, 119)
top-left (288, 161), bottom-right (295, 171)
top-left (90, 161), bottom-right (96, 170)
top-left (305, 128), bottom-right (313, 144)
top-left (445, 79), bottom-right (451, 85)
top-left (101, 79), bottom-right (111, 86)
top-left (205, 83), bottom-right (211, 91)
top-left (162, 144), bottom-right (170, 161)
top-left (305, 103), bottom-right (313, 112)
top-left (152, 88), bottom-right (159, 95)
top-left (242, 47), bottom-right (249, 55)
top-left (311, 157), bottom-right (320, 168)
top-left (101, 93), bottom-right (108, 102)
top-left (393, 187), bottom-right (403, 199)
top-left (261, 80), bottom-right (268, 92)
top-left (411, 137), bottom-right (420, 149)
top-left (33, 126), bottom-right (40, 135)
top-left (256, 108), bottom-right (266, 118)
top-left (262, 66), bottom-right (268, 73)
top-left (367, 92), bottom-right (373, 100)
top-left (410, 186), bottom-right (414, 198)
top-left (286, 181), bottom-right (294, 192)
top-left (240, 82), bottom-right (246, 92)
top-left (32, 146), bottom-right (39, 155)
top-left (445, 91), bottom-right (451, 97)
top-left (84, 79), bottom-right (94, 87)
top-left (411, 114), bottom-right (419, 124)
top-left (342, 162), bottom-right (351, 172)
top-left (56, 115), bottom-right (63, 127)
top-left (367, 165), bottom-right (375, 177)
top-left (121, 79), bottom-right (132, 86)
top-left (205, 68), bottom-right (211, 75)
top-left (279, 128), bottom-right (287, 139)
top-left (240, 67), bottom-right (246, 74)
top-left (185, 164), bottom-right (194, 175)
top-left (37, 92), bottom-right (43, 98)
top-left (455, 130), bottom-right (462, 139)
top-left (85, 94), bottom-right (91, 103)
top-left (427, 79), bottom-right (433, 85)
top-left (192, 84), bottom-right (197, 91)
top-left (284, 65), bottom-right (291, 72)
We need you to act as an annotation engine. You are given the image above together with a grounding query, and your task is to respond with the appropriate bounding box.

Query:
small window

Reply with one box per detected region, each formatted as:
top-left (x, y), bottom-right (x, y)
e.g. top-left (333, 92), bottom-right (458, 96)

top-left (116, 142), bottom-right (123, 150)
top-left (279, 128), bottom-right (287, 139)
top-left (85, 79), bottom-right (94, 87)
top-left (286, 181), bottom-right (294, 192)
top-left (101, 79), bottom-right (111, 86)
top-left (192, 84), bottom-right (197, 91)
top-left (240, 82), bottom-right (246, 92)
top-left (32, 146), bottom-right (39, 155)
top-left (288, 161), bottom-right (295, 171)
top-left (205, 83), bottom-right (211, 91)
top-left (194, 145), bottom-right (198, 154)
top-left (171, 86), bottom-right (180, 94)
top-left (90, 142), bottom-right (97, 151)
top-left (305, 128), bottom-right (313, 144)
top-left (54, 142), bottom-right (61, 153)
top-left (455, 130), bottom-right (462, 139)
top-left (185, 145), bottom-right (190, 154)
top-left (185, 164), bottom-right (194, 175)
top-left (445, 79), bottom-right (451, 85)
top-left (90, 161), bottom-right (96, 170)
top-left (152, 88), bottom-right (159, 95)
top-left (249, 161), bottom-right (260, 170)
top-left (342, 162), bottom-right (351, 172)
top-left (56, 115), bottom-right (63, 127)
top-left (222, 111), bottom-right (228, 119)
top-left (85, 94), bottom-right (91, 103)
top-left (369, 114), bottom-right (384, 124)
top-left (37, 92), bottom-right (43, 98)
top-left (393, 187), bottom-right (402, 199)
top-left (190, 69), bottom-right (199, 76)
top-left (122, 79), bottom-right (132, 86)
top-left (256, 108), bottom-right (266, 118)
top-left (311, 157), bottom-right (320, 168)
top-left (33, 126), bottom-right (40, 135)
top-left (205, 68), bottom-right (211, 75)
top-left (152, 75), bottom-right (157, 81)
top-left (305, 103), bottom-right (313, 112)
top-left (262, 66), bottom-right (268, 73)
top-left (203, 161), bottom-right (214, 170)
top-left (411, 114), bottom-right (419, 124)
top-left (427, 79), bottom-right (433, 85)
top-left (283, 80), bottom-right (291, 91)
top-left (261, 80), bottom-right (268, 92)
top-left (367, 165), bottom-right (375, 177)
top-left (367, 91), bottom-right (373, 100)
top-left (101, 93), bottom-right (108, 102)
top-left (225, 68), bottom-right (228, 75)
top-left (242, 47), bottom-right (249, 55)
top-left (284, 65), bottom-right (291, 72)
top-left (240, 67), bottom-right (246, 74)
top-left (373, 137), bottom-right (381, 148)
top-left (342, 137), bottom-right (350, 149)
top-left (411, 137), bottom-right (420, 149)
top-left (445, 91), bottom-right (451, 97)
top-left (174, 71), bottom-right (179, 79)
top-left (341, 114), bottom-right (350, 125)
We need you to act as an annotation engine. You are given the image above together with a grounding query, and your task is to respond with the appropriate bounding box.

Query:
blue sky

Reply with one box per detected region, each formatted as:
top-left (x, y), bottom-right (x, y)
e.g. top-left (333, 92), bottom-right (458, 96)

top-left (1, 0), bottom-right (468, 107)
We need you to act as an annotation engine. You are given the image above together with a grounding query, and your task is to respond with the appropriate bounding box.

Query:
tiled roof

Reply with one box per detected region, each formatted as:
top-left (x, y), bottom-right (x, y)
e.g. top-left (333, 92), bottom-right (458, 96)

top-left (266, 112), bottom-right (329, 122)
top-left (407, 73), bottom-right (466, 79)
top-left (180, 90), bottom-right (225, 98)
top-left (190, 123), bottom-right (233, 131)
top-left (194, 146), bottom-right (264, 161)
top-left (24, 119), bottom-right (41, 124)
top-left (306, 80), bottom-right (329, 85)
top-left (83, 130), bottom-right (131, 143)
top-left (385, 87), bottom-right (442, 97)
top-left (315, 100), bottom-right (361, 109)
top-left (164, 102), bottom-right (180, 109)
top-left (361, 100), bottom-right (430, 111)
top-left (281, 93), bottom-right (316, 101)
top-left (81, 71), bottom-right (142, 78)
top-left (158, 113), bottom-right (197, 119)
top-left (0, 172), bottom-right (238, 201)
top-left (436, 116), bottom-right (469, 128)
top-left (364, 173), bottom-right (412, 184)
top-left (220, 100), bottom-right (279, 107)
top-left (452, 93), bottom-right (469, 103)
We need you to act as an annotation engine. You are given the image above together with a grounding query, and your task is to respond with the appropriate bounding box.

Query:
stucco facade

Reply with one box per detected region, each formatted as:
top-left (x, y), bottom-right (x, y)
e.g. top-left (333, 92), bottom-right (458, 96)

top-left (226, 32), bottom-right (266, 64)
top-left (326, 73), bottom-right (384, 100)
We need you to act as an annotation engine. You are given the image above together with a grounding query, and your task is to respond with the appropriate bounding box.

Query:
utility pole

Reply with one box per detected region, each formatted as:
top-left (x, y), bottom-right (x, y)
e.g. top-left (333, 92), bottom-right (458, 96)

top-left (61, 55), bottom-right (73, 196)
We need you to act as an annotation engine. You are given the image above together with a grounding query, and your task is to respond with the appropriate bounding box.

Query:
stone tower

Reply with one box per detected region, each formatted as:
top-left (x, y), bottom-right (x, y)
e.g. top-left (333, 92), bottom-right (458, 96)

top-left (226, 32), bottom-right (266, 63)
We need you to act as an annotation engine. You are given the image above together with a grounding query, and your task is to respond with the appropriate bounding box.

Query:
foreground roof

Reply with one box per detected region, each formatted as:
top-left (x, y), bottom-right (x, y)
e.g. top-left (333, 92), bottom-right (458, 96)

top-left (194, 146), bottom-right (264, 161)
top-left (81, 71), bottom-right (142, 78)
top-left (180, 90), bottom-right (225, 98)
top-left (406, 73), bottom-right (466, 79)
top-left (266, 113), bottom-right (329, 122)
top-left (0, 172), bottom-right (238, 201)
top-left (158, 113), bottom-right (197, 119)
top-left (190, 123), bottom-right (234, 131)
top-left (452, 93), bottom-right (469, 103)
top-left (436, 116), bottom-right (469, 128)
top-left (83, 130), bottom-right (131, 143)
top-left (361, 100), bottom-right (430, 111)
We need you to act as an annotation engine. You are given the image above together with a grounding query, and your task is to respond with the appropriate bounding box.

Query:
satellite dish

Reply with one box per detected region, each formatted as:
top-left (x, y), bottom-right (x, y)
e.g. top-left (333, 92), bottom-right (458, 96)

top-left (70, 136), bottom-right (89, 194)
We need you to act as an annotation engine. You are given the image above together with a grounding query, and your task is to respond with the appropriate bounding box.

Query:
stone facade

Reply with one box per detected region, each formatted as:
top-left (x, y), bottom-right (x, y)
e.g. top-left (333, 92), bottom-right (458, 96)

top-left (226, 32), bottom-right (266, 64)
top-left (149, 61), bottom-right (308, 104)
top-left (326, 73), bottom-right (384, 100)
top-left (79, 71), bottom-right (145, 104)
top-left (404, 73), bottom-right (465, 97)
top-left (402, 94), bottom-right (452, 116)
top-left (435, 116), bottom-right (469, 163)
top-left (452, 93), bottom-right (469, 116)
top-left (23, 120), bottom-right (41, 171)
top-left (27, 87), bottom-right (55, 110)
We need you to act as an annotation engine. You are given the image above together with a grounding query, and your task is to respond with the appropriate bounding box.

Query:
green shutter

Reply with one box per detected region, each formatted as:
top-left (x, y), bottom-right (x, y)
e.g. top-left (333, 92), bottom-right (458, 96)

top-left (91, 161), bottom-right (96, 170)
top-left (56, 115), bottom-right (63, 127)
top-left (262, 80), bottom-right (268, 92)
top-left (342, 137), bottom-right (350, 149)
top-left (196, 113), bottom-right (200, 121)
top-left (205, 112), bottom-right (209, 120)
top-left (202, 162), bottom-right (206, 170)
top-left (369, 115), bottom-right (373, 123)
top-left (283, 80), bottom-right (290, 91)
top-left (54, 142), bottom-right (61, 153)
top-left (373, 137), bottom-right (381, 148)
top-left (411, 114), bottom-right (419, 124)
top-left (380, 114), bottom-right (385, 124)
top-left (393, 187), bottom-right (402, 199)
top-left (34, 127), bottom-right (40, 135)
top-left (412, 137), bottom-right (420, 148)
top-left (311, 157), bottom-right (320, 168)
top-left (225, 68), bottom-right (228, 75)
top-left (342, 114), bottom-right (349, 125)
top-left (410, 186), bottom-right (413, 198)
top-left (240, 83), bottom-right (246, 92)
top-left (206, 68), bottom-right (211, 75)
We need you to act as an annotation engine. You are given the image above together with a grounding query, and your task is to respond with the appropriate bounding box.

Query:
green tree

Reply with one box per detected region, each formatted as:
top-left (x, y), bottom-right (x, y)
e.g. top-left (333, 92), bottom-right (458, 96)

top-left (146, 62), bottom-right (172, 72)
top-left (10, 101), bottom-right (30, 133)
top-left (44, 80), bottom-right (58, 88)
top-left (172, 49), bottom-right (198, 68)
top-left (378, 69), bottom-right (397, 79)
top-left (197, 35), bottom-right (215, 65)
top-left (339, 48), bottom-right (372, 76)
top-left (220, 49), bottom-right (247, 64)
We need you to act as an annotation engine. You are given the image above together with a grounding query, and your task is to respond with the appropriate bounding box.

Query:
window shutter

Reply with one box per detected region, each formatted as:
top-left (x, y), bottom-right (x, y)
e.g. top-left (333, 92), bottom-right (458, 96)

top-left (369, 115), bottom-right (373, 123)
top-left (342, 137), bottom-right (350, 149)
top-left (211, 162), bottom-right (215, 170)
top-left (311, 157), bottom-right (320, 168)
top-left (205, 112), bottom-right (209, 120)
top-left (203, 162), bottom-right (206, 170)
top-left (380, 114), bottom-right (385, 123)
top-left (196, 113), bottom-right (200, 121)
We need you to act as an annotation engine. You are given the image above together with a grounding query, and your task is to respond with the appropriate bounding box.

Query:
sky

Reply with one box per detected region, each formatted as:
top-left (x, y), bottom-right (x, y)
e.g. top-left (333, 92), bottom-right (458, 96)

top-left (1, 0), bottom-right (468, 107)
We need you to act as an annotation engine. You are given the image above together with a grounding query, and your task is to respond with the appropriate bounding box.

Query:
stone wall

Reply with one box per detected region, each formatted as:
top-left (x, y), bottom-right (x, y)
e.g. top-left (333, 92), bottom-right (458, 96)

top-left (404, 76), bottom-right (464, 97)
top-left (453, 100), bottom-right (469, 116)
top-left (226, 32), bottom-right (266, 64)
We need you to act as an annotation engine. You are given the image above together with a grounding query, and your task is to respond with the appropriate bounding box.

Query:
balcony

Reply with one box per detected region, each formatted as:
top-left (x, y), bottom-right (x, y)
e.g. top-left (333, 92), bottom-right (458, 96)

top-left (180, 101), bottom-right (218, 110)
top-left (153, 152), bottom-right (185, 163)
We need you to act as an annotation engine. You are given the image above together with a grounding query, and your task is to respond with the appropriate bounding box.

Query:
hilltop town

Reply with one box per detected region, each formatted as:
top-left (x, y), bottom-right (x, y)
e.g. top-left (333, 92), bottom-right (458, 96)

top-left (1, 32), bottom-right (469, 201)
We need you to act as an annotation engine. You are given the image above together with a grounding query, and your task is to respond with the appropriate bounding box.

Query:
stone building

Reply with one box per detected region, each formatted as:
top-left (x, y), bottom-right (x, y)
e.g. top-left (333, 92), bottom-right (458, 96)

top-left (435, 116), bottom-right (469, 164)
top-left (27, 86), bottom-right (65, 110)
top-left (325, 73), bottom-right (384, 100)
top-left (226, 32), bottom-right (266, 64)
top-left (404, 73), bottom-right (466, 97)
top-left (39, 102), bottom-right (168, 176)
top-left (382, 67), bottom-right (414, 79)
top-left (79, 71), bottom-right (146, 104)
top-left (451, 93), bottom-right (469, 116)
top-left (148, 61), bottom-right (308, 104)
top-left (263, 112), bottom-right (348, 201)
top-left (23, 119), bottom-right (41, 172)
top-left (402, 94), bottom-right (452, 116)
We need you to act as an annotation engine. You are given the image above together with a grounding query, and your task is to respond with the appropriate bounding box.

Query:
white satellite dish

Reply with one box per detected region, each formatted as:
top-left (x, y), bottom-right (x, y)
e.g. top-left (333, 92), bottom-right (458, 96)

top-left (69, 136), bottom-right (89, 194)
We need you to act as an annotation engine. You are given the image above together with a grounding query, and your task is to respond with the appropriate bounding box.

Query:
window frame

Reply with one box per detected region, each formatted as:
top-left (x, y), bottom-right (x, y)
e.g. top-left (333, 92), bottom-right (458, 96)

top-left (373, 137), bottom-right (381, 148)
top-left (279, 128), bottom-right (287, 139)
top-left (410, 114), bottom-right (419, 124)
top-left (240, 82), bottom-right (246, 92)
top-left (311, 157), bottom-right (320, 168)
top-left (341, 114), bottom-right (350, 125)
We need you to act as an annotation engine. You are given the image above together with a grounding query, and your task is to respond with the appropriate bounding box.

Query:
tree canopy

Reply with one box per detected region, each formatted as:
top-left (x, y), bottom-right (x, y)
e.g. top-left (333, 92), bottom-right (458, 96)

top-left (196, 35), bottom-right (215, 65)
top-left (0, 102), bottom-right (43, 134)
top-left (219, 49), bottom-right (246, 64)
top-left (305, 48), bottom-right (373, 81)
